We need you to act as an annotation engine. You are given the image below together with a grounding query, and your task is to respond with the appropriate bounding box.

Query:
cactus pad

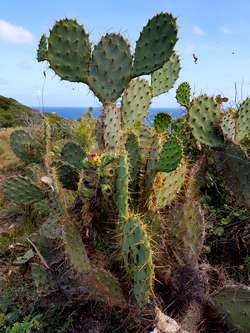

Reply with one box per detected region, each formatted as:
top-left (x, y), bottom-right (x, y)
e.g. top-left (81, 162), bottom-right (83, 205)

top-left (37, 34), bottom-right (48, 62)
top-left (121, 216), bottom-right (154, 306)
top-left (151, 52), bottom-right (180, 97)
top-left (122, 78), bottom-right (152, 129)
top-left (125, 132), bottom-right (141, 194)
top-left (88, 33), bottom-right (132, 103)
top-left (145, 134), bottom-right (160, 199)
top-left (149, 159), bottom-right (187, 210)
top-left (4, 176), bottom-right (44, 205)
top-left (236, 98), bottom-right (250, 145)
top-left (10, 130), bottom-right (42, 163)
top-left (153, 112), bottom-right (172, 133)
top-left (211, 286), bottom-right (250, 332)
top-left (61, 142), bottom-right (85, 170)
top-left (169, 199), bottom-right (205, 265)
top-left (188, 95), bottom-right (223, 147)
top-left (54, 160), bottom-right (79, 190)
top-left (214, 144), bottom-right (250, 209)
top-left (176, 81), bottom-right (191, 108)
top-left (156, 136), bottom-right (183, 173)
top-left (47, 19), bottom-right (91, 82)
top-left (103, 103), bottom-right (122, 150)
top-left (116, 154), bottom-right (129, 223)
top-left (220, 109), bottom-right (236, 142)
top-left (132, 13), bottom-right (178, 77)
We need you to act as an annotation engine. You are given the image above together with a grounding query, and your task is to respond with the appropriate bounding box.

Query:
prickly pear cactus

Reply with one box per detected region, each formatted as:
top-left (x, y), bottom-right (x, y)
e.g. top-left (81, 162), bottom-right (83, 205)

top-left (149, 159), bottom-right (187, 210)
top-left (151, 52), bottom-right (180, 97)
top-left (103, 103), bottom-right (122, 151)
top-left (156, 136), bottom-right (183, 173)
top-left (116, 154), bottom-right (129, 222)
top-left (236, 98), bottom-right (250, 146)
top-left (47, 19), bottom-right (91, 82)
top-left (37, 34), bottom-right (47, 62)
top-left (188, 95), bottom-right (223, 147)
top-left (176, 82), bottom-right (191, 109)
top-left (125, 132), bottom-right (141, 194)
top-left (4, 176), bottom-right (44, 205)
top-left (10, 130), bottom-right (42, 163)
top-left (122, 79), bottom-right (151, 129)
top-left (121, 215), bottom-right (154, 306)
top-left (214, 143), bottom-right (250, 209)
top-left (88, 33), bottom-right (132, 103)
top-left (168, 199), bottom-right (205, 265)
top-left (220, 108), bottom-right (236, 142)
top-left (54, 161), bottom-right (79, 190)
top-left (61, 142), bottom-right (85, 170)
top-left (153, 112), bottom-right (172, 133)
top-left (132, 13), bottom-right (178, 77)
top-left (211, 285), bottom-right (250, 332)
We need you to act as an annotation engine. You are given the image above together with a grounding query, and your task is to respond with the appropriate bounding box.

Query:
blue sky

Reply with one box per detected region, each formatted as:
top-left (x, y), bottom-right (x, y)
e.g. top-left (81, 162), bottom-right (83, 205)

top-left (1, 0), bottom-right (250, 108)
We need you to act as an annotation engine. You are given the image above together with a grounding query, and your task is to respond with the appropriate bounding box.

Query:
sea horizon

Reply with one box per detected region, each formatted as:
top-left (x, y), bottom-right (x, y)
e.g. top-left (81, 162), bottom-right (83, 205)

top-left (33, 106), bottom-right (186, 124)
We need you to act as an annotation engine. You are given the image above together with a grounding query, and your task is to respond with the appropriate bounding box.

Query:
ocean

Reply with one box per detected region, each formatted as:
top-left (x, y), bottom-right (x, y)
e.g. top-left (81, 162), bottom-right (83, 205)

top-left (33, 107), bottom-right (185, 125)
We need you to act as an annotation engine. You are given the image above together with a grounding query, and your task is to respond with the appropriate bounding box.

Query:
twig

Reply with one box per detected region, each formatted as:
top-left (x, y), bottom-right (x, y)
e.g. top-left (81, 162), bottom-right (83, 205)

top-left (26, 237), bottom-right (50, 269)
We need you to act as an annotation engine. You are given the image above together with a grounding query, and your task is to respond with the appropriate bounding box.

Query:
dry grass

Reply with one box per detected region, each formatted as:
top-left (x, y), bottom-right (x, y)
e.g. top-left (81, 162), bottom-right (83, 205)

top-left (0, 128), bottom-right (20, 169)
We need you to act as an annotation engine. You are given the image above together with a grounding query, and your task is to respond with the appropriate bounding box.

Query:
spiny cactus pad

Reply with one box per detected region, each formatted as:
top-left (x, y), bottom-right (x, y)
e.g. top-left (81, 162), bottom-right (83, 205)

top-left (125, 132), bottom-right (141, 194)
top-left (10, 130), bottom-right (42, 163)
top-left (132, 13), bottom-right (178, 77)
top-left (54, 160), bottom-right (80, 190)
top-left (149, 159), bottom-right (187, 210)
top-left (103, 103), bottom-right (122, 151)
top-left (188, 95), bottom-right (223, 147)
top-left (122, 78), bottom-right (151, 129)
top-left (121, 216), bottom-right (154, 306)
top-left (37, 34), bottom-right (48, 62)
top-left (236, 98), bottom-right (250, 145)
top-left (63, 218), bottom-right (91, 273)
top-left (151, 52), bottom-right (180, 97)
top-left (156, 136), bottom-right (183, 173)
top-left (176, 81), bottom-right (191, 108)
top-left (4, 176), bottom-right (44, 205)
top-left (47, 19), bottom-right (91, 82)
top-left (153, 112), bottom-right (172, 133)
top-left (145, 134), bottom-right (160, 199)
top-left (116, 154), bottom-right (129, 223)
top-left (169, 199), bottom-right (205, 265)
top-left (220, 109), bottom-right (236, 142)
top-left (211, 286), bottom-right (250, 332)
top-left (88, 33), bottom-right (132, 103)
top-left (214, 144), bottom-right (250, 209)
top-left (61, 142), bottom-right (85, 170)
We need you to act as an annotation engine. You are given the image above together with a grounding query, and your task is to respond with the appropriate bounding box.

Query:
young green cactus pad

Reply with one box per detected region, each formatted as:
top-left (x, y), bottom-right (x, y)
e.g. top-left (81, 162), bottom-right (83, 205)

top-left (88, 33), bottom-right (132, 103)
top-left (236, 98), bottom-right (250, 145)
top-left (156, 136), bottom-right (183, 173)
top-left (149, 159), bottom-right (187, 210)
top-left (125, 132), bottom-right (141, 194)
top-left (151, 52), bottom-right (180, 97)
top-left (132, 13), bottom-right (178, 77)
top-left (220, 109), bottom-right (236, 142)
top-left (47, 19), bottom-right (91, 82)
top-left (116, 154), bottom-right (129, 222)
top-left (103, 103), bottom-right (122, 150)
top-left (37, 34), bottom-right (48, 62)
top-left (4, 176), bottom-right (44, 205)
top-left (153, 112), bottom-right (172, 133)
top-left (63, 218), bottom-right (91, 273)
top-left (121, 216), bottom-right (154, 306)
top-left (169, 199), bottom-right (205, 265)
top-left (10, 130), bottom-right (42, 163)
top-left (210, 285), bottom-right (250, 332)
top-left (188, 95), bottom-right (223, 147)
top-left (61, 142), bottom-right (85, 170)
top-left (122, 79), bottom-right (151, 129)
top-left (176, 81), bottom-right (191, 109)
top-left (214, 144), bottom-right (250, 209)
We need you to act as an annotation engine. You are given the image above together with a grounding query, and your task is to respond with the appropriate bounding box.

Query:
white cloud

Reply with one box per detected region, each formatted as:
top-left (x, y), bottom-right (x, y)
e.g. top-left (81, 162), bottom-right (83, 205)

top-left (192, 26), bottom-right (205, 36)
top-left (220, 26), bottom-right (232, 34)
top-left (0, 19), bottom-right (33, 44)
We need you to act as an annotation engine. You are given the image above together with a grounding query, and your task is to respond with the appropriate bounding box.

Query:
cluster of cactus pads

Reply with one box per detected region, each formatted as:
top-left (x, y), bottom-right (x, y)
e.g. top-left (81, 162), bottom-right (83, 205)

top-left (2, 11), bottom-right (250, 331)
